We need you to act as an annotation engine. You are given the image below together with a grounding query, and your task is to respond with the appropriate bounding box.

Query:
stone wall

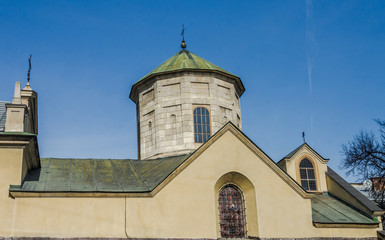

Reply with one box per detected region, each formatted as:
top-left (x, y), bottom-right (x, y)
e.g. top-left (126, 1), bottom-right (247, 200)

top-left (136, 71), bottom-right (243, 160)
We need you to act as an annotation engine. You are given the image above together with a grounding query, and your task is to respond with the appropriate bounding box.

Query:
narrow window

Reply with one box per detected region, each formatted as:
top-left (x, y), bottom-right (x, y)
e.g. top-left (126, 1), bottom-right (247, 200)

top-left (193, 107), bottom-right (211, 143)
top-left (218, 184), bottom-right (247, 238)
top-left (170, 114), bottom-right (176, 123)
top-left (299, 159), bottom-right (317, 191)
top-left (148, 121), bottom-right (153, 142)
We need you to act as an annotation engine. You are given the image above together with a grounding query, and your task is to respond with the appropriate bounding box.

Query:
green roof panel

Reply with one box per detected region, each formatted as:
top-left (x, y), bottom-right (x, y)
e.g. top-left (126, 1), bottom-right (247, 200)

top-left (138, 49), bottom-right (239, 83)
top-left (13, 154), bottom-right (191, 193)
top-left (311, 194), bottom-right (378, 225)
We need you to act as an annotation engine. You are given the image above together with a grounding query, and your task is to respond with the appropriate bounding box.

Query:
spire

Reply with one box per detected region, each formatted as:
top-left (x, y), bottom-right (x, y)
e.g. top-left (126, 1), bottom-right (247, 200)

top-left (181, 24), bottom-right (186, 49)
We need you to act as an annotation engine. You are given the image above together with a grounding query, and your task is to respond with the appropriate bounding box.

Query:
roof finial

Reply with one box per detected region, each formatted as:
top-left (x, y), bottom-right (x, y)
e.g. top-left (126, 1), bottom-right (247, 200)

top-left (24, 54), bottom-right (32, 90)
top-left (181, 24), bottom-right (186, 49)
top-left (302, 131), bottom-right (306, 143)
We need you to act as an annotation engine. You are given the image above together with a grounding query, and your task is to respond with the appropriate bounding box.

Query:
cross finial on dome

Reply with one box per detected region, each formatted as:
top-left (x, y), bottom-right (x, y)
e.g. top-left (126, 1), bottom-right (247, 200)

top-left (181, 24), bottom-right (186, 49)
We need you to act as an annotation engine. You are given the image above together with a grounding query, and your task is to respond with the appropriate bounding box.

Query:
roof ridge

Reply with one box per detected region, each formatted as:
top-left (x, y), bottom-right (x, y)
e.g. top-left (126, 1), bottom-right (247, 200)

top-left (130, 161), bottom-right (150, 192)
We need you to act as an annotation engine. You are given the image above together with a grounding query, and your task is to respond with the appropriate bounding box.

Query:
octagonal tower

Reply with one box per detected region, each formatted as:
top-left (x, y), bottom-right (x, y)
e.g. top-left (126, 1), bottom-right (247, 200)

top-left (130, 43), bottom-right (245, 160)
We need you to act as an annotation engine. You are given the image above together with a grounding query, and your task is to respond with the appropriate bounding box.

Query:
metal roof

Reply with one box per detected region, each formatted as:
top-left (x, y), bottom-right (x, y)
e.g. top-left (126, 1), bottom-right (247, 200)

top-left (311, 193), bottom-right (378, 225)
top-left (129, 49), bottom-right (245, 102)
top-left (327, 167), bottom-right (383, 212)
top-left (0, 101), bottom-right (9, 132)
top-left (10, 154), bottom-right (190, 193)
top-left (137, 49), bottom-right (239, 84)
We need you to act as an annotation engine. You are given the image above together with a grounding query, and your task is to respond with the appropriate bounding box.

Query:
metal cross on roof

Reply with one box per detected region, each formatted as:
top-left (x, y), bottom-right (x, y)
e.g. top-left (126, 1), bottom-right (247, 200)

top-left (181, 24), bottom-right (185, 41)
top-left (27, 54), bottom-right (32, 83)
top-left (180, 24), bottom-right (186, 49)
top-left (302, 131), bottom-right (306, 143)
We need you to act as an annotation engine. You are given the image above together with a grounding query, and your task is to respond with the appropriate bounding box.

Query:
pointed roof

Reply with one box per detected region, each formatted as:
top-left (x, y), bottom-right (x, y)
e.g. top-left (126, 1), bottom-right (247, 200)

top-left (280, 143), bottom-right (329, 162)
top-left (139, 49), bottom-right (238, 81)
top-left (129, 49), bottom-right (245, 102)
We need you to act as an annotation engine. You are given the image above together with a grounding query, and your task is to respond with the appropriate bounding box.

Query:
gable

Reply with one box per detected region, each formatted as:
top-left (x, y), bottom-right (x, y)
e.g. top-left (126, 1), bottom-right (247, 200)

top-left (278, 143), bottom-right (329, 192)
top-left (153, 123), bottom-right (312, 198)
top-left (145, 124), bottom-right (315, 238)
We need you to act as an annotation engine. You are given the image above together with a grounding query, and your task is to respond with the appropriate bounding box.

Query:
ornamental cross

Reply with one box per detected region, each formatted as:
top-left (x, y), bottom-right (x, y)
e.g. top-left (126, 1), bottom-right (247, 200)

top-left (27, 54), bottom-right (32, 83)
top-left (181, 24), bottom-right (185, 41)
top-left (302, 131), bottom-right (306, 143)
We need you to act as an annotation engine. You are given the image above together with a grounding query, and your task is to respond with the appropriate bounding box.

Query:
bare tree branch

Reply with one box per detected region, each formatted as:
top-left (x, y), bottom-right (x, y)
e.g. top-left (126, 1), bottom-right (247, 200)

top-left (342, 119), bottom-right (385, 208)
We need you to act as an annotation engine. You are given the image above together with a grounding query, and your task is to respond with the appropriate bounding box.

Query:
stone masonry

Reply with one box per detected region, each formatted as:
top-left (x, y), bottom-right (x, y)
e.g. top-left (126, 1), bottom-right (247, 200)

top-left (135, 71), bottom-right (243, 160)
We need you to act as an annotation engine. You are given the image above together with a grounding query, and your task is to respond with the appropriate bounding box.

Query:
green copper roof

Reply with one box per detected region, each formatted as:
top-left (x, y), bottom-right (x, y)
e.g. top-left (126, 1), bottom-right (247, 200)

top-left (10, 154), bottom-right (190, 193)
top-left (311, 193), bottom-right (378, 225)
top-left (138, 49), bottom-right (239, 83)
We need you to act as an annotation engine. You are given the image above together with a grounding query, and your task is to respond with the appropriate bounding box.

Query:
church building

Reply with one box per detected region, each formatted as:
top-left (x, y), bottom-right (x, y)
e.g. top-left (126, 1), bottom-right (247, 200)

top-left (0, 40), bottom-right (384, 240)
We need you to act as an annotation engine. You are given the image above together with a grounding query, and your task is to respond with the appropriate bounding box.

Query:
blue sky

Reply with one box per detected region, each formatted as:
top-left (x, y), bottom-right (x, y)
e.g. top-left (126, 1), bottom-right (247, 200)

top-left (1, 0), bottom-right (384, 182)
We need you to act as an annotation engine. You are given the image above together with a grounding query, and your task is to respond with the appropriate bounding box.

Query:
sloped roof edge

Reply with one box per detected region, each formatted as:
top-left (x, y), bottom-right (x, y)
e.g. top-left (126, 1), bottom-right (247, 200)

top-left (150, 121), bottom-right (313, 198)
top-left (10, 122), bottom-right (312, 199)
top-left (327, 167), bottom-right (383, 214)
top-left (278, 143), bottom-right (329, 165)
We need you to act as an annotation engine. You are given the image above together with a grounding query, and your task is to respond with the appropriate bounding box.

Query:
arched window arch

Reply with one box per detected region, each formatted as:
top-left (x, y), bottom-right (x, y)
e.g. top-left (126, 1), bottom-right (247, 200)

top-left (218, 184), bottom-right (247, 238)
top-left (299, 158), bottom-right (317, 191)
top-left (193, 107), bottom-right (211, 143)
top-left (170, 114), bottom-right (176, 123)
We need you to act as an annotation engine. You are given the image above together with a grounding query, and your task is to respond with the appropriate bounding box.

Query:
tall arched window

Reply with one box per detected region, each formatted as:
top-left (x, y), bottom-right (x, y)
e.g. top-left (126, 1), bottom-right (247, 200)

top-left (218, 184), bottom-right (246, 238)
top-left (193, 107), bottom-right (211, 143)
top-left (299, 158), bottom-right (317, 191)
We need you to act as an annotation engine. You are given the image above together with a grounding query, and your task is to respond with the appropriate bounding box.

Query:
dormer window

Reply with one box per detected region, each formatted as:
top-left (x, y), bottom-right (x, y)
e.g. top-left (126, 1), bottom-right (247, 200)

top-left (193, 107), bottom-right (211, 143)
top-left (299, 158), bottom-right (317, 191)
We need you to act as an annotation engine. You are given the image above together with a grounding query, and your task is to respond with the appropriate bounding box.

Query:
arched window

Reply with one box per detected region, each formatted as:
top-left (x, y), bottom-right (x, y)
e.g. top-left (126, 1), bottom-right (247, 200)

top-left (218, 184), bottom-right (246, 238)
top-left (193, 107), bottom-right (211, 143)
top-left (299, 159), bottom-right (317, 191)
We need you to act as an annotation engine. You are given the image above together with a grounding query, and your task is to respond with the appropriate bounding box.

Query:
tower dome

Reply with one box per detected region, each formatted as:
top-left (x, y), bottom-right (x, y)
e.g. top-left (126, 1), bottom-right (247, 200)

top-left (130, 48), bottom-right (245, 160)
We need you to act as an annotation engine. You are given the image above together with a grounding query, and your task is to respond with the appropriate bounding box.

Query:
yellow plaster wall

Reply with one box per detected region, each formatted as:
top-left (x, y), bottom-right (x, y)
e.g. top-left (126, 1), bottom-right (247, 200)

top-left (0, 148), bottom-right (24, 236)
top-left (284, 147), bottom-right (328, 192)
top-left (1, 130), bottom-right (380, 238)
top-left (12, 198), bottom-right (126, 238)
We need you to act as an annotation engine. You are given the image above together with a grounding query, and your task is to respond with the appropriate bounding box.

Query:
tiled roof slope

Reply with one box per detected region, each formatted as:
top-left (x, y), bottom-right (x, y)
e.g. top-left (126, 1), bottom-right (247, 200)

top-left (311, 193), bottom-right (378, 225)
top-left (10, 154), bottom-right (190, 193)
top-left (0, 102), bottom-right (9, 132)
top-left (327, 167), bottom-right (383, 212)
top-left (137, 49), bottom-right (239, 83)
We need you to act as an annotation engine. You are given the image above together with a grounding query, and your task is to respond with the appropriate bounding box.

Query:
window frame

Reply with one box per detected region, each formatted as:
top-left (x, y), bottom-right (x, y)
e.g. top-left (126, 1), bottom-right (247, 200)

top-left (218, 184), bottom-right (247, 239)
top-left (298, 158), bottom-right (318, 192)
top-left (193, 106), bottom-right (211, 143)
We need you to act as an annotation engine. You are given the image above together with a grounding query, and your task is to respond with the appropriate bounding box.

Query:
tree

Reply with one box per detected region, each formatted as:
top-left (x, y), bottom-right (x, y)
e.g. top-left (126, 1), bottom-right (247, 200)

top-left (342, 119), bottom-right (385, 208)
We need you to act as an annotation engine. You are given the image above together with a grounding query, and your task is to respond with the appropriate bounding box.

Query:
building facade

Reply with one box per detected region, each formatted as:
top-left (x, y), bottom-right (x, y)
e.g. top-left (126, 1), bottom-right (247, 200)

top-left (0, 42), bottom-right (384, 240)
